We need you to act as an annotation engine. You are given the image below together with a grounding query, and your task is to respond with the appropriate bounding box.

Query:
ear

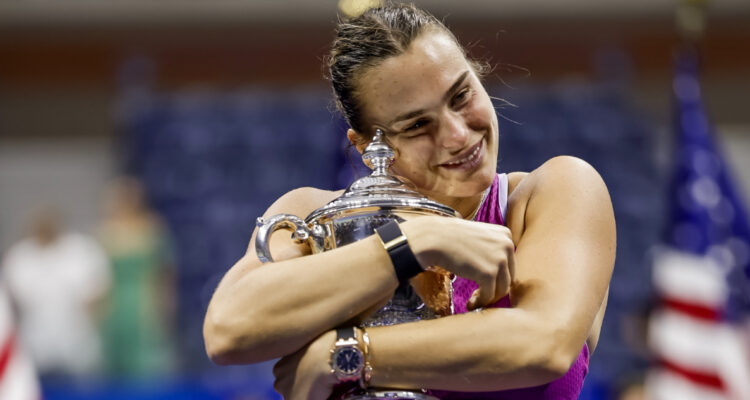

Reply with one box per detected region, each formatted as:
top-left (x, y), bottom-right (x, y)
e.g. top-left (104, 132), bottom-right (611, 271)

top-left (347, 129), bottom-right (369, 154)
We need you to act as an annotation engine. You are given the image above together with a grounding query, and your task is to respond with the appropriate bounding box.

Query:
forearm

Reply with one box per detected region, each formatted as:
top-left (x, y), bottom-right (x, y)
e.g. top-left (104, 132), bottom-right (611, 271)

top-left (366, 308), bottom-right (572, 392)
top-left (204, 234), bottom-right (398, 364)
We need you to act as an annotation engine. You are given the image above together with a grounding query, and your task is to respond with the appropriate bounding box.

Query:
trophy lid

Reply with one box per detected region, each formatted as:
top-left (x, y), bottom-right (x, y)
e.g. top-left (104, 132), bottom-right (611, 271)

top-left (306, 130), bottom-right (460, 222)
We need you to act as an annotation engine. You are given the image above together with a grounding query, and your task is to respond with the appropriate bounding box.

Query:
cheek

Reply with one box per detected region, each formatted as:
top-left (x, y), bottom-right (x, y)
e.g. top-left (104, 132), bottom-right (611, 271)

top-left (390, 143), bottom-right (431, 178)
top-left (462, 99), bottom-right (494, 131)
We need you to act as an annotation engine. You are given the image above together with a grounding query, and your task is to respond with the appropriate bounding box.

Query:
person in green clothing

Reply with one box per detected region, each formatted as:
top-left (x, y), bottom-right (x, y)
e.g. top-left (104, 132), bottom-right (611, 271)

top-left (99, 176), bottom-right (176, 379)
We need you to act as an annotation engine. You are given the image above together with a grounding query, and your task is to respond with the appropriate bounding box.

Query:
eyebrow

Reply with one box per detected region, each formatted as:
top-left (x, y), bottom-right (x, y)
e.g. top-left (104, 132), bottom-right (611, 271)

top-left (387, 70), bottom-right (470, 126)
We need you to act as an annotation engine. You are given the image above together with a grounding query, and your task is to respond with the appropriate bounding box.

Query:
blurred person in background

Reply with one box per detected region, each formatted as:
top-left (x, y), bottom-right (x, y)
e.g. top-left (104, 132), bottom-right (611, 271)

top-left (99, 176), bottom-right (176, 380)
top-left (204, 3), bottom-right (615, 400)
top-left (0, 206), bottom-right (110, 382)
top-left (0, 285), bottom-right (40, 399)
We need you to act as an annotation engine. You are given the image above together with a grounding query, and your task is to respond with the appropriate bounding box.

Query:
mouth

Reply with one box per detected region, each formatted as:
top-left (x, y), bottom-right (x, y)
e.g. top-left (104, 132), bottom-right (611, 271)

top-left (439, 140), bottom-right (484, 170)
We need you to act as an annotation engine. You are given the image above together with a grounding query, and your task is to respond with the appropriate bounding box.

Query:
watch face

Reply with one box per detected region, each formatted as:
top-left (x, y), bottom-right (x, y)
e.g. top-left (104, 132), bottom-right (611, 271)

top-left (333, 347), bottom-right (363, 377)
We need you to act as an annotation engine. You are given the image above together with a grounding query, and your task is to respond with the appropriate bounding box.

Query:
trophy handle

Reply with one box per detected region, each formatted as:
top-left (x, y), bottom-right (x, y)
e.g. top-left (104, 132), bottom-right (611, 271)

top-left (255, 214), bottom-right (325, 263)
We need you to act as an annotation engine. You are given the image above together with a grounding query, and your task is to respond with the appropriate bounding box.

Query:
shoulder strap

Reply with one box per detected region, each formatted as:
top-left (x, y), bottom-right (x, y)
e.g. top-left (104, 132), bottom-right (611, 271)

top-left (497, 173), bottom-right (509, 224)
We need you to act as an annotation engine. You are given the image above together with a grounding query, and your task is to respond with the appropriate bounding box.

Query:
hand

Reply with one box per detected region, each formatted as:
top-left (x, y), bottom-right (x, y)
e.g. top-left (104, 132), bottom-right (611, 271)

top-left (273, 330), bottom-right (338, 400)
top-left (402, 216), bottom-right (516, 310)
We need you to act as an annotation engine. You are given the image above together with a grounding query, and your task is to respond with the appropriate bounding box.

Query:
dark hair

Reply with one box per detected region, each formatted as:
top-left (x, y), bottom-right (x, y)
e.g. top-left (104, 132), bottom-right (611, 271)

top-left (328, 3), bottom-right (487, 138)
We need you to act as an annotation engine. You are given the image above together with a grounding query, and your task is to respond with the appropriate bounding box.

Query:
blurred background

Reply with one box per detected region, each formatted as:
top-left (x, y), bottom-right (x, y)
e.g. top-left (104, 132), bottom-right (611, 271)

top-left (0, 0), bottom-right (749, 399)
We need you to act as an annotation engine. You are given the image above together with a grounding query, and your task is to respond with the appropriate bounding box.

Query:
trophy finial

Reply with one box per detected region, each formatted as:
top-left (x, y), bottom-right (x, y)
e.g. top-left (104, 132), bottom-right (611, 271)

top-left (362, 129), bottom-right (395, 176)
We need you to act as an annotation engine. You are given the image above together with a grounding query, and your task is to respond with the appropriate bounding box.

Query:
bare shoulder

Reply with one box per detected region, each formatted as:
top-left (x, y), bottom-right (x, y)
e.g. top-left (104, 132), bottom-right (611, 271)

top-left (527, 156), bottom-right (610, 203)
top-left (246, 186), bottom-right (344, 257)
top-left (505, 156), bottom-right (613, 241)
top-left (507, 171), bottom-right (528, 194)
top-left (509, 156), bottom-right (608, 201)
top-left (263, 186), bottom-right (345, 218)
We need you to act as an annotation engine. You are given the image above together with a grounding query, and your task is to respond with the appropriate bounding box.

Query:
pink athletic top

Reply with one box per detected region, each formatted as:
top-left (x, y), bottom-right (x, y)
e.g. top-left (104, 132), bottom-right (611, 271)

top-left (429, 173), bottom-right (589, 399)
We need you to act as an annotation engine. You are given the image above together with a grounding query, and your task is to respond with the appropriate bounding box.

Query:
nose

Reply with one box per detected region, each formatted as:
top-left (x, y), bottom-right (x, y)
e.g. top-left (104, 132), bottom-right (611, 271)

top-left (438, 111), bottom-right (470, 153)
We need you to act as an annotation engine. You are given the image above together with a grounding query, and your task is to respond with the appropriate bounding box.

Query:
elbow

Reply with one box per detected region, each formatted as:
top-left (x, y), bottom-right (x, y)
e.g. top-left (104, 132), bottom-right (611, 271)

top-left (518, 324), bottom-right (585, 386)
top-left (517, 356), bottom-right (567, 387)
top-left (539, 332), bottom-right (583, 383)
top-left (203, 305), bottom-right (253, 366)
top-left (540, 347), bottom-right (580, 383)
top-left (203, 311), bottom-right (235, 365)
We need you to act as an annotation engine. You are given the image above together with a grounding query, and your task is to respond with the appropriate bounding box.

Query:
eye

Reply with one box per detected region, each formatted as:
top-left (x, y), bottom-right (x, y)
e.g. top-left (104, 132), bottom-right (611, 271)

top-left (451, 87), bottom-right (473, 108)
top-left (404, 118), bottom-right (429, 133)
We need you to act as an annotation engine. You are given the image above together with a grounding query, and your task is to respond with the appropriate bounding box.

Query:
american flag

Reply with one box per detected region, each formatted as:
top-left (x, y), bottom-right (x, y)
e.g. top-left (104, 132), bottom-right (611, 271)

top-left (646, 46), bottom-right (750, 400)
top-left (0, 286), bottom-right (39, 400)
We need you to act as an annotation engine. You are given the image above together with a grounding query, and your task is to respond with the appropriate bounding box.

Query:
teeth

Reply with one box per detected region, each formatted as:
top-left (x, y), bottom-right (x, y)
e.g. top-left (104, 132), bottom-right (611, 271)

top-left (446, 144), bottom-right (481, 166)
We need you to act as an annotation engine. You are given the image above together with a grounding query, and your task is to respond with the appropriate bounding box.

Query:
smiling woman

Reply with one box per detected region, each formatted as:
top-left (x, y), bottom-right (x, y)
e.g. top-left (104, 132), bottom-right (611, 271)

top-left (203, 3), bottom-right (615, 400)
top-left (348, 31), bottom-right (498, 215)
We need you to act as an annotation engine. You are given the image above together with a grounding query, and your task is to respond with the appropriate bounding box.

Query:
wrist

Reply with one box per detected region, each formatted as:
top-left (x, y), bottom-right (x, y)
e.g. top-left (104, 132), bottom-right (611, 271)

top-left (399, 217), bottom-right (439, 267)
top-left (329, 327), bottom-right (366, 383)
top-left (375, 220), bottom-right (425, 283)
top-left (312, 330), bottom-right (339, 386)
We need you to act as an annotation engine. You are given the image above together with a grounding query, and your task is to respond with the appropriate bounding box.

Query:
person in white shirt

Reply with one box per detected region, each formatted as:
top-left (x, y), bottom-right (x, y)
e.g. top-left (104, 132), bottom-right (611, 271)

top-left (1, 207), bottom-right (111, 380)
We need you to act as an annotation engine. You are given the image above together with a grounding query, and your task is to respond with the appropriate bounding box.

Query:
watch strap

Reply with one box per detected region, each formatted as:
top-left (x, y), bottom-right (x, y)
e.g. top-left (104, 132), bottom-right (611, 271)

top-left (376, 220), bottom-right (423, 283)
top-left (336, 326), bottom-right (356, 342)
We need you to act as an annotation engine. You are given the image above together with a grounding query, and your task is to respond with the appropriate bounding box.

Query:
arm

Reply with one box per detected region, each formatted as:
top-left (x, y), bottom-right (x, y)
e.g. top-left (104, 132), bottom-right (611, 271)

top-left (275, 156), bottom-right (615, 396)
top-left (367, 156), bottom-right (616, 391)
top-left (204, 188), bottom-right (515, 365)
top-left (203, 187), bottom-right (399, 364)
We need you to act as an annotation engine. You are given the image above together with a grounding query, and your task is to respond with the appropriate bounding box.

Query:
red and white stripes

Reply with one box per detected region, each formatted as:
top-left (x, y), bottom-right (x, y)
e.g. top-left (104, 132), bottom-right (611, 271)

top-left (0, 287), bottom-right (39, 400)
top-left (648, 248), bottom-right (750, 400)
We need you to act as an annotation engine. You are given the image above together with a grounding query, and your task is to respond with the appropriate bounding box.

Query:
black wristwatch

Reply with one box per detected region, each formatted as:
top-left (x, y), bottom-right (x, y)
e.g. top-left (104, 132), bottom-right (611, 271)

top-left (330, 327), bottom-right (365, 382)
top-left (376, 220), bottom-right (424, 283)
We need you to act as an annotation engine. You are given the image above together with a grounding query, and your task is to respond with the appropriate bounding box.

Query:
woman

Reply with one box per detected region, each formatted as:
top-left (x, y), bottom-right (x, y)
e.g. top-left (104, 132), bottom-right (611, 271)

top-left (203, 3), bottom-right (615, 400)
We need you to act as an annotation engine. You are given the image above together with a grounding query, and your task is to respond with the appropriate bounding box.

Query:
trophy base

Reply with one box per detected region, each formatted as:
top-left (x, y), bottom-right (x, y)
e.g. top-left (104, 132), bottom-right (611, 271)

top-left (347, 389), bottom-right (439, 400)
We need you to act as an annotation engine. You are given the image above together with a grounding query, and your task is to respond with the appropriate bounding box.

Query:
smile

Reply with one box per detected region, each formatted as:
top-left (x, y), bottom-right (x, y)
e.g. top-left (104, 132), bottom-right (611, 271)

top-left (440, 140), bottom-right (484, 170)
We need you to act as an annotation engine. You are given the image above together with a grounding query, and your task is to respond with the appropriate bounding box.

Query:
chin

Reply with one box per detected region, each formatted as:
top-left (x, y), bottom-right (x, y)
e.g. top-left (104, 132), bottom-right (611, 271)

top-left (467, 169), bottom-right (495, 195)
top-left (472, 151), bottom-right (498, 185)
top-left (446, 158), bottom-right (496, 197)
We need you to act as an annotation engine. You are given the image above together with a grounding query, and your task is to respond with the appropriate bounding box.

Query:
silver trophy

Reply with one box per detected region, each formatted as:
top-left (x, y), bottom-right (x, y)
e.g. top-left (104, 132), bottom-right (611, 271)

top-left (255, 130), bottom-right (459, 399)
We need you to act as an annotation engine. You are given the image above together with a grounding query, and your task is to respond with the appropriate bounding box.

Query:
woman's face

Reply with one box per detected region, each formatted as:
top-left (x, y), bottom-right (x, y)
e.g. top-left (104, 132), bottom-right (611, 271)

top-left (353, 30), bottom-right (499, 209)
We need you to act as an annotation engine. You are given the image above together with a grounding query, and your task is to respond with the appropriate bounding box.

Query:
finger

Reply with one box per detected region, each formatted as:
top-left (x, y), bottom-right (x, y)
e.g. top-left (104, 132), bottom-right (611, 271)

top-left (272, 366), bottom-right (285, 396)
top-left (503, 230), bottom-right (516, 282)
top-left (273, 374), bottom-right (287, 398)
top-left (487, 229), bottom-right (514, 305)
top-left (497, 241), bottom-right (515, 303)
top-left (494, 259), bottom-right (511, 302)
top-left (273, 357), bottom-right (287, 379)
top-left (273, 356), bottom-right (295, 397)
top-left (474, 271), bottom-right (497, 309)
top-left (466, 288), bottom-right (480, 311)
